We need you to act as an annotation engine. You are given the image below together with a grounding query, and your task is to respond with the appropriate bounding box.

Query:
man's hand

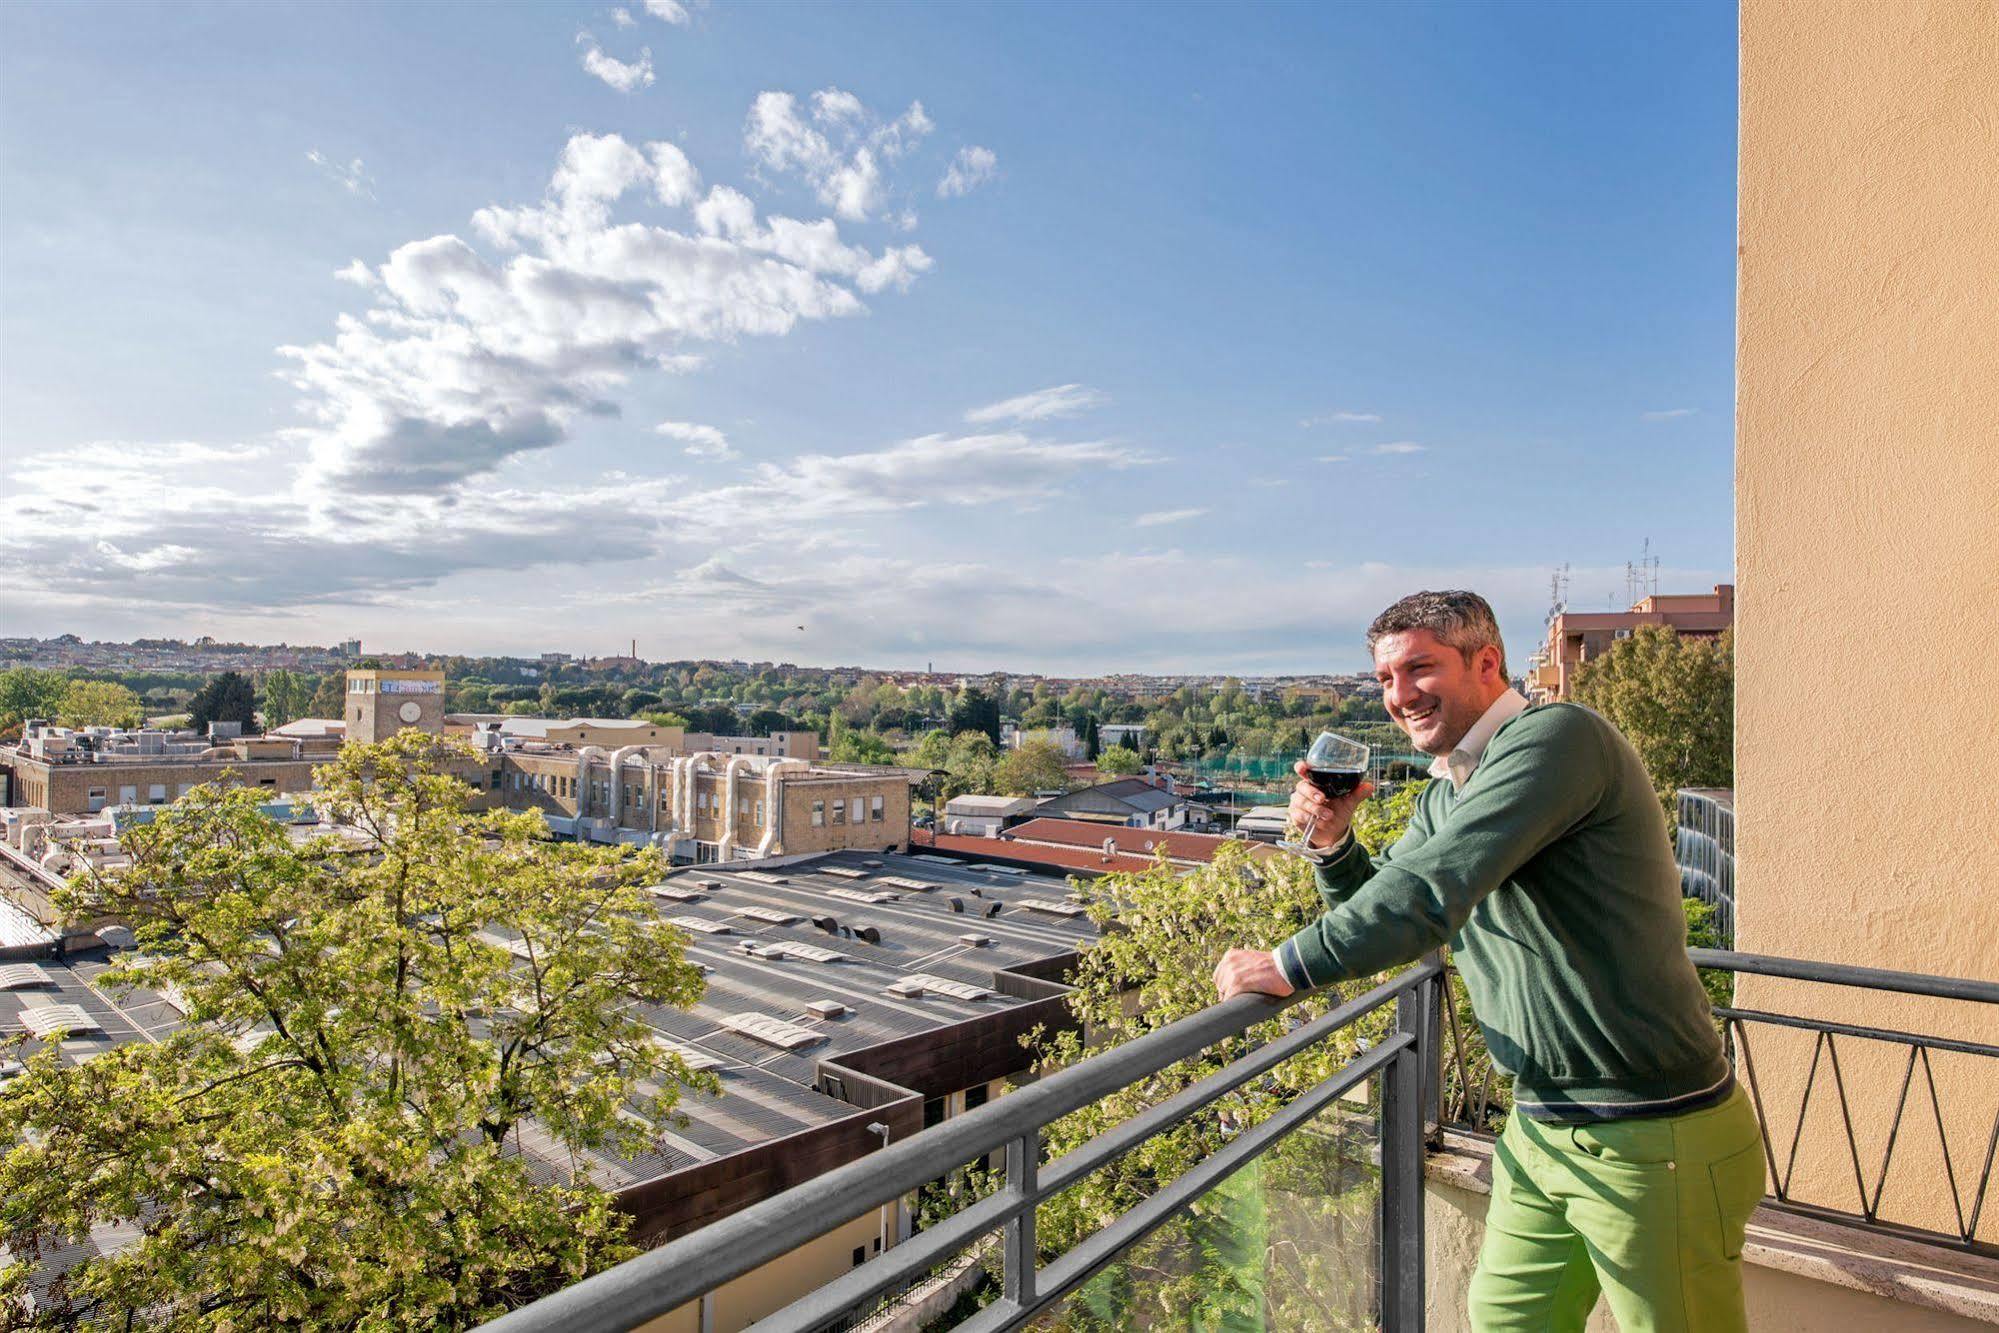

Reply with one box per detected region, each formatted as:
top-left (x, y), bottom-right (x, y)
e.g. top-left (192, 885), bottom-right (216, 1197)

top-left (1213, 948), bottom-right (1294, 1000)
top-left (1289, 761), bottom-right (1375, 851)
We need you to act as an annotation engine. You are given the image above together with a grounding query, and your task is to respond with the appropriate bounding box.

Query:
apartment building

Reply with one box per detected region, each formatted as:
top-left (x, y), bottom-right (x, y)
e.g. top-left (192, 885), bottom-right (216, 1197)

top-left (1524, 583), bottom-right (1734, 702)
top-left (0, 723), bottom-right (336, 817)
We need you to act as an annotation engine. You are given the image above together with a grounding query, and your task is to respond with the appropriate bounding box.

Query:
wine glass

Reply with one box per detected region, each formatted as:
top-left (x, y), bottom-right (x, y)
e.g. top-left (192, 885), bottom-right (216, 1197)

top-left (1277, 731), bottom-right (1370, 856)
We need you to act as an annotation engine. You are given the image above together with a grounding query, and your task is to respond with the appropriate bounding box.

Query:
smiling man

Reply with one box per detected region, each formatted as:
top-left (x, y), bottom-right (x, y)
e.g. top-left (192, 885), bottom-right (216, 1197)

top-left (1212, 590), bottom-right (1765, 1333)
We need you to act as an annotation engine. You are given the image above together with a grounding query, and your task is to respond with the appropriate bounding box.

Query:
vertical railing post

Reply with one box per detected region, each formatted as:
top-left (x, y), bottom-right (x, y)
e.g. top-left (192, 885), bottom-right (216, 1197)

top-left (1382, 977), bottom-right (1428, 1332)
top-left (1005, 1131), bottom-right (1038, 1309)
top-left (1421, 952), bottom-right (1444, 1148)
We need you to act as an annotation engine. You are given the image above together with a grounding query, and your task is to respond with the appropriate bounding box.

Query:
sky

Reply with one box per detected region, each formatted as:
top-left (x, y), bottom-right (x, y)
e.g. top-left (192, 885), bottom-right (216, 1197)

top-left (0, 0), bottom-right (1739, 675)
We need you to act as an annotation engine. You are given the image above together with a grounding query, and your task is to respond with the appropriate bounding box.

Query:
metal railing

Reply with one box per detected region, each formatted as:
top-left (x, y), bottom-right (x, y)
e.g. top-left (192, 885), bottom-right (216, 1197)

top-left (1439, 948), bottom-right (1999, 1255)
top-left (478, 955), bottom-right (1445, 1333)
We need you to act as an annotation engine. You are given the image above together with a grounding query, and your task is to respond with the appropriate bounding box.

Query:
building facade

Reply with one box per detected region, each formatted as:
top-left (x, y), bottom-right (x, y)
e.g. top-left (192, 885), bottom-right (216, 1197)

top-left (1524, 584), bottom-right (1734, 703)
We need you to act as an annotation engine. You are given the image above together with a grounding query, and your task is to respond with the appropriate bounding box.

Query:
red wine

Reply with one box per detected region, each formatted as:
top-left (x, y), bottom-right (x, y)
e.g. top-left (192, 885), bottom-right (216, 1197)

top-left (1307, 766), bottom-right (1364, 798)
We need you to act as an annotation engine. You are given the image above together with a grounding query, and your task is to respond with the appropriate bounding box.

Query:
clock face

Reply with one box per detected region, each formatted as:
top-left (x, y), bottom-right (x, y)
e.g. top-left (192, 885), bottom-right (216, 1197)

top-left (398, 701), bottom-right (423, 724)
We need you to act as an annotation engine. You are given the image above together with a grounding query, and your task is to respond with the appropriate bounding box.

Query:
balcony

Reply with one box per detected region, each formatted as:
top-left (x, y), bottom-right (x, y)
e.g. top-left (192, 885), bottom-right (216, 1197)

top-left (478, 949), bottom-right (1999, 1332)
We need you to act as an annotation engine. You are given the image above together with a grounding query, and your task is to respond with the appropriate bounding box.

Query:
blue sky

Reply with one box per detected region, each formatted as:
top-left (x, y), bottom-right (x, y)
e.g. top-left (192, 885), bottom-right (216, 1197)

top-left (0, 0), bottom-right (1737, 674)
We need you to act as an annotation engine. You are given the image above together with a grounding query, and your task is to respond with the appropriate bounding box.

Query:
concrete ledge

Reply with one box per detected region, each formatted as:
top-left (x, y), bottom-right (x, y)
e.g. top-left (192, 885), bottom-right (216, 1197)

top-left (1425, 1133), bottom-right (1999, 1327)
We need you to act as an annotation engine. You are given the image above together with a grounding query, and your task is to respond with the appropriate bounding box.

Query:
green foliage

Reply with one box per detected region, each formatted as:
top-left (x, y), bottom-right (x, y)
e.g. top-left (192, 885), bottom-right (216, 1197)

top-left (0, 667), bottom-right (70, 732)
top-left (993, 740), bottom-right (1069, 796)
top-left (1572, 627), bottom-right (1733, 813)
top-left (1350, 780), bottom-right (1429, 855)
top-left (0, 733), bottom-right (710, 1329)
top-left (186, 670), bottom-right (259, 734)
top-left (940, 731), bottom-right (1000, 799)
top-left (307, 671), bottom-right (347, 719)
top-left (259, 668), bottom-right (314, 729)
top-left (56, 679), bottom-right (143, 729)
top-left (948, 688), bottom-right (1001, 745)
top-left (1682, 896), bottom-right (1734, 1013)
top-left (1094, 744), bottom-right (1143, 778)
top-left (1024, 843), bottom-right (1394, 1322)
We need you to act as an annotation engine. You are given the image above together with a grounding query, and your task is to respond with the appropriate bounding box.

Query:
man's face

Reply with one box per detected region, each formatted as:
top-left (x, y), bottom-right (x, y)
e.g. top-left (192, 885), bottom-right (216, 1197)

top-left (1373, 628), bottom-right (1502, 756)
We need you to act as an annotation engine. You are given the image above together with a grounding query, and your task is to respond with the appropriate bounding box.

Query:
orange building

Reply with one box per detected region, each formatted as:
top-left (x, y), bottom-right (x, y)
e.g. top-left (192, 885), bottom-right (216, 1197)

top-left (1525, 583), bottom-right (1733, 702)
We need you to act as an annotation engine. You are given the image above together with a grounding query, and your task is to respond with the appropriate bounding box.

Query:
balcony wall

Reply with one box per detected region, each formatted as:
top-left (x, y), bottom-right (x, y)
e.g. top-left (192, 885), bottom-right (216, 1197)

top-left (1735, 0), bottom-right (1999, 1244)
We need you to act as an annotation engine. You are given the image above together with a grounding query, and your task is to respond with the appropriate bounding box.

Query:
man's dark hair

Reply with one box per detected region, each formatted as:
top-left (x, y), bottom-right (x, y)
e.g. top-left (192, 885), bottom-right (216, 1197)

top-left (1366, 590), bottom-right (1508, 677)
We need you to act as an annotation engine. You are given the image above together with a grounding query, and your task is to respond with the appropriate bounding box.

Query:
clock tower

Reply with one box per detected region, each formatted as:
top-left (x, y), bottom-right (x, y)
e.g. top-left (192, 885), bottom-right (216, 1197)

top-left (345, 668), bottom-right (446, 743)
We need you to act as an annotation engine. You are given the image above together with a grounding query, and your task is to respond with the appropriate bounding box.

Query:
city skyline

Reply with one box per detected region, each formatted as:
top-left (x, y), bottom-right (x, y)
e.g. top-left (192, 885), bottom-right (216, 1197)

top-left (0, 1), bottom-right (1737, 674)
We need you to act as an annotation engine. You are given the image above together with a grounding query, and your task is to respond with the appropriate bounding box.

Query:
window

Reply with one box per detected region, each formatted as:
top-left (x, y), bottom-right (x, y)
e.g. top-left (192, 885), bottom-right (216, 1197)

top-left (259, 778), bottom-right (276, 787)
top-left (851, 797), bottom-right (864, 824)
top-left (832, 801), bottom-right (845, 825)
top-left (852, 1246), bottom-right (866, 1268)
top-left (119, 785), bottom-right (137, 805)
top-left (871, 796), bottom-right (884, 822)
top-left (737, 795), bottom-right (749, 818)
top-left (86, 788), bottom-right (106, 813)
top-left (148, 784), bottom-right (167, 804)
top-left (697, 791), bottom-right (708, 812)
top-left (754, 799), bottom-right (764, 826)
top-left (812, 800), bottom-right (825, 827)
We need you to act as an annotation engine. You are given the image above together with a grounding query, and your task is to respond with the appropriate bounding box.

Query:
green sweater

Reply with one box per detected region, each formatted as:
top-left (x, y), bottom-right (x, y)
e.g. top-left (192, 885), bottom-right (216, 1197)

top-left (1275, 702), bottom-right (1729, 1121)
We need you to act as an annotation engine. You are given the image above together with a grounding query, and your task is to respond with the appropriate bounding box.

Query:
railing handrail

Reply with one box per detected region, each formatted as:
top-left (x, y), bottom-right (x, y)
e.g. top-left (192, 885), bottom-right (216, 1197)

top-left (478, 955), bottom-right (1443, 1333)
top-left (1688, 947), bottom-right (1999, 1004)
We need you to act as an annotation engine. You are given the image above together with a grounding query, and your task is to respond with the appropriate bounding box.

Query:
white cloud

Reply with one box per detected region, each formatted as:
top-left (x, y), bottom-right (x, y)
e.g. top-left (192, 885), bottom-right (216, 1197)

top-left (745, 89), bottom-right (934, 222)
top-left (938, 146), bottom-right (998, 198)
top-left (306, 151), bottom-right (375, 200)
top-left (965, 383), bottom-right (1107, 425)
top-left (1642, 407), bottom-right (1696, 421)
top-left (1316, 454), bottom-right (1349, 463)
top-left (611, 7), bottom-right (636, 26)
top-left (643, 0), bottom-right (689, 22)
top-left (1370, 441), bottom-right (1426, 455)
top-left (276, 126), bottom-right (940, 498)
top-left (1133, 508), bottom-right (1207, 527)
top-left (655, 420), bottom-right (735, 459)
top-left (334, 259), bottom-right (378, 287)
top-left (1301, 410), bottom-right (1380, 426)
top-left (579, 38), bottom-right (655, 92)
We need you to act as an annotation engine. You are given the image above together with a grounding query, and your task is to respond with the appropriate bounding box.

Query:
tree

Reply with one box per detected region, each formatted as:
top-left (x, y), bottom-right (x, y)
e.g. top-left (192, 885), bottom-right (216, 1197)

top-left (742, 708), bottom-right (791, 737)
top-left (0, 733), bottom-right (710, 1328)
top-left (1026, 842), bottom-right (1388, 1330)
top-left (993, 740), bottom-right (1069, 796)
top-left (307, 671), bottom-right (346, 720)
top-left (185, 670), bottom-right (259, 734)
top-left (259, 668), bottom-right (314, 729)
top-left (910, 729), bottom-right (952, 771)
top-left (947, 688), bottom-right (1001, 745)
top-left (940, 730), bottom-right (999, 799)
top-left (0, 668), bottom-right (70, 734)
top-left (1095, 744), bottom-right (1144, 778)
top-left (56, 680), bottom-right (143, 729)
top-left (830, 728), bottom-right (897, 766)
top-left (1572, 627), bottom-right (1733, 814)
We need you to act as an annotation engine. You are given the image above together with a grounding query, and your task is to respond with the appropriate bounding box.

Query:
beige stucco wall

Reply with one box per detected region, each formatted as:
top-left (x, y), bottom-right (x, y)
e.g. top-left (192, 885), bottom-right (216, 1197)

top-left (1735, 0), bottom-right (1999, 1243)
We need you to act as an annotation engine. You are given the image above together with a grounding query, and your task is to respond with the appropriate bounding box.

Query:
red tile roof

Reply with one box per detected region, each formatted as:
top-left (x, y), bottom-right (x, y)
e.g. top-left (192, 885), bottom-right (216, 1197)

top-left (911, 829), bottom-right (1157, 875)
top-left (1002, 817), bottom-right (1274, 865)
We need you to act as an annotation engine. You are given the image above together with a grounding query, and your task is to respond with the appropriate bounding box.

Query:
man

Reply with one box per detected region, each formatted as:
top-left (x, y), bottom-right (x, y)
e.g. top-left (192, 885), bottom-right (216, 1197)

top-left (1213, 590), bottom-right (1764, 1333)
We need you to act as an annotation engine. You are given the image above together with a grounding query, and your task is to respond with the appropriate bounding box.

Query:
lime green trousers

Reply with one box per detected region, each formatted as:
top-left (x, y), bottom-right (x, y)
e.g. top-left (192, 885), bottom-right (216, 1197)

top-left (1468, 1084), bottom-right (1767, 1332)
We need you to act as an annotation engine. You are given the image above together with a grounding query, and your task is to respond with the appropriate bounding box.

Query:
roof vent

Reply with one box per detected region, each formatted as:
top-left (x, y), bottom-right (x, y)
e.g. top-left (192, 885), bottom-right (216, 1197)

top-left (738, 871), bottom-right (789, 885)
top-left (654, 1036), bottom-right (724, 1072)
top-left (827, 887), bottom-right (898, 905)
top-left (821, 866), bottom-right (868, 880)
top-left (735, 905), bottom-right (802, 926)
top-left (1020, 897), bottom-right (1089, 918)
top-left (947, 897), bottom-right (964, 913)
top-left (21, 1004), bottom-right (102, 1038)
top-left (697, 879), bottom-right (724, 890)
top-left (0, 964), bottom-right (55, 991)
top-left (985, 901), bottom-right (1004, 918)
top-left (649, 884), bottom-right (706, 902)
top-left (855, 925), bottom-right (882, 946)
top-left (958, 933), bottom-right (991, 947)
top-left (667, 915), bottom-right (732, 935)
top-left (805, 999), bottom-right (847, 1019)
top-left (886, 973), bottom-right (993, 1003)
top-left (718, 1011), bottom-right (824, 1050)
top-left (861, 859), bottom-right (885, 868)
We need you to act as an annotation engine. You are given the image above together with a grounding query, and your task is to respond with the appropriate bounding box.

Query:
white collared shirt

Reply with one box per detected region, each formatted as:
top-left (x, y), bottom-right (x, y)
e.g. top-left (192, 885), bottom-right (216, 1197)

top-left (1429, 688), bottom-right (1531, 792)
